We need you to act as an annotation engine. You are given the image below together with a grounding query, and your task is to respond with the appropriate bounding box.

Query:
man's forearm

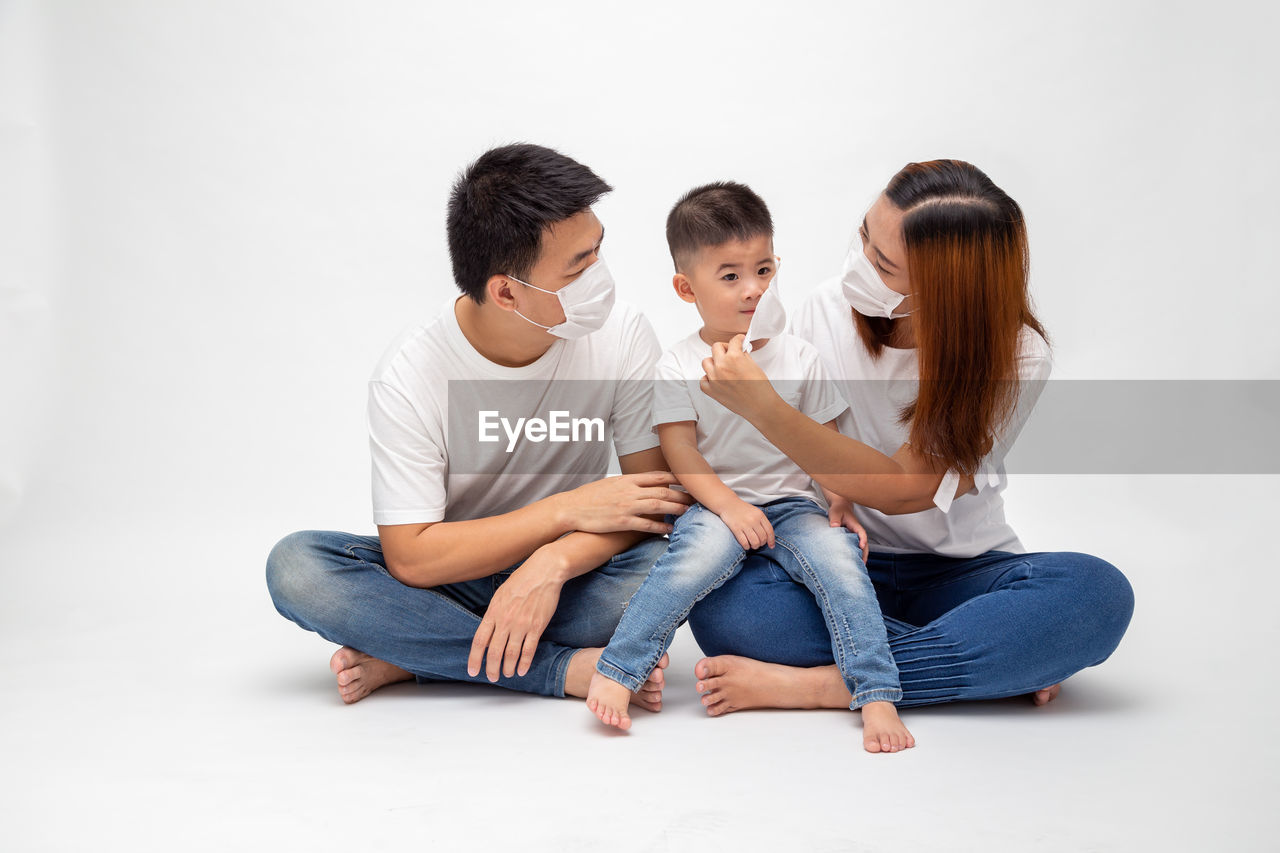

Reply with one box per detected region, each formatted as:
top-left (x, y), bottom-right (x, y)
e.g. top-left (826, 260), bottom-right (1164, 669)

top-left (538, 529), bottom-right (659, 583)
top-left (381, 493), bottom-right (574, 588)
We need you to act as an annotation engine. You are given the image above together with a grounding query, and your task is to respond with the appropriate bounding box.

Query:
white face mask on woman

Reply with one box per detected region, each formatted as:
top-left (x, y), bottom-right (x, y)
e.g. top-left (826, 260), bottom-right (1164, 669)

top-left (840, 236), bottom-right (912, 319)
top-left (507, 256), bottom-right (617, 339)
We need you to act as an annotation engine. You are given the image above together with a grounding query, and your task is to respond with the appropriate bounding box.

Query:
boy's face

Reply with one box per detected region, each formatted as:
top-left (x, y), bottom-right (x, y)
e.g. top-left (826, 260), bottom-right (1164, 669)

top-left (673, 234), bottom-right (776, 342)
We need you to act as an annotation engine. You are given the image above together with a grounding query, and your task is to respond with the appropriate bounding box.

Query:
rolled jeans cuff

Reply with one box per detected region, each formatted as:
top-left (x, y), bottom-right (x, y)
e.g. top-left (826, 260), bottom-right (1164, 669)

top-left (594, 656), bottom-right (646, 693)
top-left (850, 687), bottom-right (903, 709)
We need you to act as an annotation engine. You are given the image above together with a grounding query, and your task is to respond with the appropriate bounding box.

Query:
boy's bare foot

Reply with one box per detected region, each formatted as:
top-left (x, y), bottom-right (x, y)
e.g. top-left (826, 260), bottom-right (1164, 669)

top-left (329, 647), bottom-right (413, 704)
top-left (694, 656), bottom-right (850, 716)
top-left (565, 649), bottom-right (668, 713)
top-left (586, 672), bottom-right (635, 730)
top-left (1032, 683), bottom-right (1062, 706)
top-left (860, 700), bottom-right (915, 753)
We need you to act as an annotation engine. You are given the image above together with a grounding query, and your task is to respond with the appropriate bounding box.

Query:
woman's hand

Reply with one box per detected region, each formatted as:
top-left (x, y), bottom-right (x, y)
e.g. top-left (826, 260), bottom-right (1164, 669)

top-left (827, 496), bottom-right (870, 563)
top-left (700, 334), bottom-right (781, 419)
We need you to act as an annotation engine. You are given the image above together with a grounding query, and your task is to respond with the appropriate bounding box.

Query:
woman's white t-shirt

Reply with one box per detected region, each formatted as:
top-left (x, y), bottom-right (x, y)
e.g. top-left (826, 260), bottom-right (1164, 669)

top-left (791, 278), bottom-right (1053, 557)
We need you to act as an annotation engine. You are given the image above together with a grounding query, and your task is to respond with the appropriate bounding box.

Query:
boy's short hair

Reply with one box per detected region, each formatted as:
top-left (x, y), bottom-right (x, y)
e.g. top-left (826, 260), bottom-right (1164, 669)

top-left (665, 181), bottom-right (774, 272)
top-left (447, 143), bottom-right (613, 302)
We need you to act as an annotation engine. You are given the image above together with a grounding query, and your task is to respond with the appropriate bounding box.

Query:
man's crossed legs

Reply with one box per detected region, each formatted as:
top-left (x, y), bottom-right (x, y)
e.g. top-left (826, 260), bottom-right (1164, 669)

top-left (266, 531), bottom-right (671, 706)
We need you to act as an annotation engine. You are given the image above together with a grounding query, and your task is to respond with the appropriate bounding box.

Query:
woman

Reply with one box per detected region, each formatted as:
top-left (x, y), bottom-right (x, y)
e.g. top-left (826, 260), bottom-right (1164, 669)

top-left (687, 160), bottom-right (1134, 727)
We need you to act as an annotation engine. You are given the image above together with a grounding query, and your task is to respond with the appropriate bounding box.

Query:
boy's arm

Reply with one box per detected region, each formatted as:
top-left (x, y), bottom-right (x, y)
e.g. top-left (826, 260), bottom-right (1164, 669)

top-left (658, 421), bottom-right (774, 549)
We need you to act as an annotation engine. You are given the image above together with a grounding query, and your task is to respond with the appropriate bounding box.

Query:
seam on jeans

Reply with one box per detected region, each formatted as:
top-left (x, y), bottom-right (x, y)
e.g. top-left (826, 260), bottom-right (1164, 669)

top-left (772, 532), bottom-right (857, 666)
top-left (644, 550), bottom-right (747, 677)
top-left (900, 559), bottom-right (1031, 593)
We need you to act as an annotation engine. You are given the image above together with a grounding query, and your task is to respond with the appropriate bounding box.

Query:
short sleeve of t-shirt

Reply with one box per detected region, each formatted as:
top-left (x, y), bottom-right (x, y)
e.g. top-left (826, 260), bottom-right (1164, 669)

top-left (651, 347), bottom-right (698, 427)
top-left (368, 379), bottom-right (448, 525)
top-left (794, 339), bottom-right (849, 426)
top-left (610, 308), bottom-right (664, 456)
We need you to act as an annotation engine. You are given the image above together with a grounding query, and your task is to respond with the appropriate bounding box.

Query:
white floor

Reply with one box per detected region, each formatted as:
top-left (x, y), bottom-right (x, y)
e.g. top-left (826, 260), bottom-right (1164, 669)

top-left (3, 476), bottom-right (1278, 852)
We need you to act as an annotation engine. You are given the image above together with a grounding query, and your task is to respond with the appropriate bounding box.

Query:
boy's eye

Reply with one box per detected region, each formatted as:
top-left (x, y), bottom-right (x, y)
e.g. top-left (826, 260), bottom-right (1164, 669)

top-left (758, 266), bottom-right (773, 276)
top-left (722, 273), bottom-right (739, 282)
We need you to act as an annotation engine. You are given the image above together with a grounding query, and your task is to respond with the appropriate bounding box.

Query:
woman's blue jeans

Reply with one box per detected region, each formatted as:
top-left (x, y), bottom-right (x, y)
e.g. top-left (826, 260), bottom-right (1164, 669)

top-left (265, 531), bottom-right (668, 698)
top-left (597, 497), bottom-right (901, 708)
top-left (687, 547), bottom-right (1135, 707)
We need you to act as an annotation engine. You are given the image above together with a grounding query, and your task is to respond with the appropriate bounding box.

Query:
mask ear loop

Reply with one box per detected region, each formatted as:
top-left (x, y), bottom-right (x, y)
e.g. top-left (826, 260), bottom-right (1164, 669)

top-left (504, 274), bottom-right (558, 332)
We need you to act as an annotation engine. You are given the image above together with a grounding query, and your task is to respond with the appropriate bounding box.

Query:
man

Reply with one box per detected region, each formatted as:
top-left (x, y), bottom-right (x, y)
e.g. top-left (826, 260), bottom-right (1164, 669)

top-left (266, 143), bottom-right (689, 707)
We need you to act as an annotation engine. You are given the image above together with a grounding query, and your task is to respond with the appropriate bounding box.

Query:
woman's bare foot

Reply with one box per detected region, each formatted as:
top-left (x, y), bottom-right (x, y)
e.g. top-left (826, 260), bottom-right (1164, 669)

top-left (586, 672), bottom-right (635, 730)
top-left (860, 700), bottom-right (915, 753)
top-left (694, 656), bottom-right (850, 716)
top-left (1032, 683), bottom-right (1062, 706)
top-left (329, 647), bottom-right (413, 704)
top-left (565, 650), bottom-right (668, 714)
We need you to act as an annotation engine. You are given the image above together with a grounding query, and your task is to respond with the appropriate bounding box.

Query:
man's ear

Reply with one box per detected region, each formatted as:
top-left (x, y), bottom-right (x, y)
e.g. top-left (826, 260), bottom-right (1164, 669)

top-left (487, 274), bottom-right (517, 309)
top-left (672, 273), bottom-right (697, 304)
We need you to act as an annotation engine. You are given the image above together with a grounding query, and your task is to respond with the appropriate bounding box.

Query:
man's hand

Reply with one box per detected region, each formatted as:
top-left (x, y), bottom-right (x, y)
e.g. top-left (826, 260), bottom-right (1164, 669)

top-left (560, 471), bottom-right (692, 535)
top-left (827, 497), bottom-right (870, 563)
top-left (717, 499), bottom-right (775, 550)
top-left (467, 546), bottom-right (568, 682)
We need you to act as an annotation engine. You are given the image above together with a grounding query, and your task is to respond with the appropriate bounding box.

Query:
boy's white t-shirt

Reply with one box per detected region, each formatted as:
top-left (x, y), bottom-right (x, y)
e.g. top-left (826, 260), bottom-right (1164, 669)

top-left (652, 331), bottom-right (848, 506)
top-left (368, 299), bottom-right (661, 525)
top-left (791, 277), bottom-right (1053, 557)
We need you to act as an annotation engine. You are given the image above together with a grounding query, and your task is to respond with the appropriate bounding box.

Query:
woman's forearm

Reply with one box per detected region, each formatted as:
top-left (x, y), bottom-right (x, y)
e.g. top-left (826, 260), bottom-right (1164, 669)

top-left (749, 396), bottom-right (951, 514)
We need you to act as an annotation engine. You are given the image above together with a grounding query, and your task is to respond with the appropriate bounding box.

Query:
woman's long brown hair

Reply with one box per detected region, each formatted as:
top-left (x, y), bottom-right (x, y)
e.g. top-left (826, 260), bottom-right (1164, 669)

top-left (854, 160), bottom-right (1048, 476)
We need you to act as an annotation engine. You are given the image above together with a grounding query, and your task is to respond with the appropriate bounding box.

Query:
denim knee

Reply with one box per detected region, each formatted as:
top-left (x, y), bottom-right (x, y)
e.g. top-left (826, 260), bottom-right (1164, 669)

top-left (265, 530), bottom-right (328, 618)
top-left (1068, 553), bottom-right (1135, 665)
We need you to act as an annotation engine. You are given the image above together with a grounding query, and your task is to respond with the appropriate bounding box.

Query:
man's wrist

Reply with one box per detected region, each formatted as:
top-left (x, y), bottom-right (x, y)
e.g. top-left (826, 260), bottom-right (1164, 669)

top-left (527, 542), bottom-right (575, 584)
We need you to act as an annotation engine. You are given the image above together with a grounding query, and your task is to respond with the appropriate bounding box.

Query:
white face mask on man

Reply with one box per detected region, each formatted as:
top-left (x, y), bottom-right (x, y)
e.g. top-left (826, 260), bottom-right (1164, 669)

top-left (840, 236), bottom-right (912, 320)
top-left (507, 256), bottom-right (617, 339)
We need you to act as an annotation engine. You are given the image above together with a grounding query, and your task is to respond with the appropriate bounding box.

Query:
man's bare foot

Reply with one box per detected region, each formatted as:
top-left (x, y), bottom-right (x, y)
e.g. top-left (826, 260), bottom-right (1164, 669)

top-left (586, 672), bottom-right (635, 730)
top-left (861, 700), bottom-right (915, 754)
top-left (1032, 683), bottom-right (1062, 706)
top-left (329, 647), bottom-right (413, 704)
top-left (565, 649), bottom-right (668, 713)
top-left (694, 656), bottom-right (850, 716)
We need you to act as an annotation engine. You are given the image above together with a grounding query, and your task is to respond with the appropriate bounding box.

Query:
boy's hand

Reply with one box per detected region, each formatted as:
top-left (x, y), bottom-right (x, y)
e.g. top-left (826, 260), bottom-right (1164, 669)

top-left (718, 500), bottom-right (775, 550)
top-left (828, 498), bottom-right (870, 563)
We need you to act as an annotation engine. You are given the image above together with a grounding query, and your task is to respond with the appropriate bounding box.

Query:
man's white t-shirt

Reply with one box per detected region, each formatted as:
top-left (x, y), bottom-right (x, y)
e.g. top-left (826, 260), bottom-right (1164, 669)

top-left (791, 277), bottom-right (1053, 557)
top-left (368, 299), bottom-right (661, 525)
top-left (652, 331), bottom-right (848, 506)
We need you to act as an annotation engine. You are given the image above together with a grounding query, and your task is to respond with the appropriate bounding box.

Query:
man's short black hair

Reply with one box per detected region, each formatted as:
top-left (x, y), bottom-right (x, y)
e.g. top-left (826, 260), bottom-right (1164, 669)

top-left (665, 181), bottom-right (774, 272)
top-left (447, 143), bottom-right (612, 302)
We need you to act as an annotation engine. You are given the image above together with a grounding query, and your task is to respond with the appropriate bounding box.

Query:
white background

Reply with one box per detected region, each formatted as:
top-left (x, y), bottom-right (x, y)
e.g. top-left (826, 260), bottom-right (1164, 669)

top-left (2, 1), bottom-right (1278, 850)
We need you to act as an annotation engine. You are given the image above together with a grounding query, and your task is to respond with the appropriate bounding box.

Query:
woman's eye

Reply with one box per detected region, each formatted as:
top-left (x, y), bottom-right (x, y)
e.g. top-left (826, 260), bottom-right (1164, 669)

top-left (875, 262), bottom-right (891, 277)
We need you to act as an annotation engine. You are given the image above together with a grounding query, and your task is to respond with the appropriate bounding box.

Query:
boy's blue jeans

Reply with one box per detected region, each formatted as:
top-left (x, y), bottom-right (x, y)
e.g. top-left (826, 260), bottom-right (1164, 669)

top-left (266, 531), bottom-right (669, 697)
top-left (688, 547), bottom-right (1135, 707)
top-left (596, 496), bottom-right (902, 708)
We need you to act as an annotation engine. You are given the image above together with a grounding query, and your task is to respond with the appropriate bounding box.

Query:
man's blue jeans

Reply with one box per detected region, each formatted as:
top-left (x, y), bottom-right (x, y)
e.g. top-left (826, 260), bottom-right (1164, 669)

top-left (265, 531), bottom-right (669, 697)
top-left (688, 547), bottom-right (1135, 707)
top-left (597, 497), bottom-right (902, 708)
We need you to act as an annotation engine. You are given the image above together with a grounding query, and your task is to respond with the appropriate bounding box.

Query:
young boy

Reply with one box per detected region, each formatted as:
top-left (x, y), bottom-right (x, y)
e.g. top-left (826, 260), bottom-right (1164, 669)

top-left (585, 182), bottom-right (915, 753)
